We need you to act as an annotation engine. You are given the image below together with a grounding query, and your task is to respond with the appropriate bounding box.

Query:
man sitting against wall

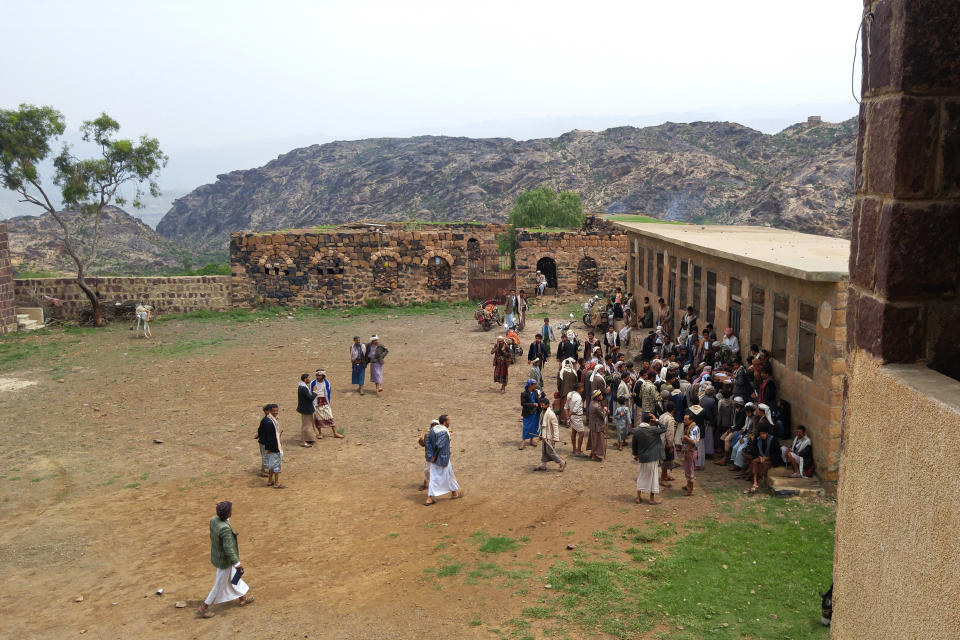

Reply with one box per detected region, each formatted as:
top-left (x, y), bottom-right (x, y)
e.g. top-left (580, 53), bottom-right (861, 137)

top-left (781, 425), bottom-right (813, 478)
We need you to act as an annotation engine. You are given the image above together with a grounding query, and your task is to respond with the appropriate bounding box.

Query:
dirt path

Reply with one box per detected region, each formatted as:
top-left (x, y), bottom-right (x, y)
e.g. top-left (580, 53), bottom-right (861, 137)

top-left (0, 302), bottom-right (737, 639)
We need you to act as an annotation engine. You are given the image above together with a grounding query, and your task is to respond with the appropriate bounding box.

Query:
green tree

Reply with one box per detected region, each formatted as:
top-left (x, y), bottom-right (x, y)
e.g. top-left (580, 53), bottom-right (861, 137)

top-left (497, 186), bottom-right (584, 253)
top-left (508, 186), bottom-right (584, 228)
top-left (0, 104), bottom-right (167, 325)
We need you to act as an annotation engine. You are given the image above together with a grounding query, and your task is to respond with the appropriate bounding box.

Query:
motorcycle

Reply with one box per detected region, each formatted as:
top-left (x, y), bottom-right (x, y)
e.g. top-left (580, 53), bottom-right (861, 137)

top-left (475, 300), bottom-right (503, 331)
top-left (581, 295), bottom-right (602, 327)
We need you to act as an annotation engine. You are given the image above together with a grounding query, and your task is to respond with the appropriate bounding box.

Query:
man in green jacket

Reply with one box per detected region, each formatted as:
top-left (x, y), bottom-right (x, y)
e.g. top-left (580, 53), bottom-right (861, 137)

top-left (197, 501), bottom-right (253, 618)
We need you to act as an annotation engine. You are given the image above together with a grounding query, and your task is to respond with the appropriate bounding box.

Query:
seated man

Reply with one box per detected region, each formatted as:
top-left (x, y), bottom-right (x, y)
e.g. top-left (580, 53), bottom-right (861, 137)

top-left (744, 421), bottom-right (780, 493)
top-left (781, 425), bottom-right (813, 477)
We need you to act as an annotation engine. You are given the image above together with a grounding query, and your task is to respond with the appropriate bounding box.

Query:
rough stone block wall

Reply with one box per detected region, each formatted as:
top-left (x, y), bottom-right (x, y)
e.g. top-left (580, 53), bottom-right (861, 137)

top-left (13, 276), bottom-right (232, 321)
top-left (514, 228), bottom-right (629, 296)
top-left (230, 223), bottom-right (510, 308)
top-left (0, 223), bottom-right (16, 333)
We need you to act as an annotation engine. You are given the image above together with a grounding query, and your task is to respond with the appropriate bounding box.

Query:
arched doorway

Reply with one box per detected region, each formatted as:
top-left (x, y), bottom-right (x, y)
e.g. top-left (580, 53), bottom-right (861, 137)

top-left (536, 257), bottom-right (558, 289)
top-left (426, 256), bottom-right (452, 291)
top-left (577, 256), bottom-right (599, 292)
top-left (373, 255), bottom-right (399, 291)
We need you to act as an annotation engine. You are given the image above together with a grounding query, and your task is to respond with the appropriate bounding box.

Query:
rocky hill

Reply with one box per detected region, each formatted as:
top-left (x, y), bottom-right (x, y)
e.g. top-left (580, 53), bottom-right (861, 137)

top-left (6, 206), bottom-right (185, 275)
top-left (157, 118), bottom-right (857, 252)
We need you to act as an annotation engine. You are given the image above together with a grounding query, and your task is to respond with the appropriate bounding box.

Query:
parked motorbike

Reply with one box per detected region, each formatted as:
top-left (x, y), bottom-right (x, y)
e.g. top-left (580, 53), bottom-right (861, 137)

top-left (581, 295), bottom-right (602, 327)
top-left (475, 300), bottom-right (503, 331)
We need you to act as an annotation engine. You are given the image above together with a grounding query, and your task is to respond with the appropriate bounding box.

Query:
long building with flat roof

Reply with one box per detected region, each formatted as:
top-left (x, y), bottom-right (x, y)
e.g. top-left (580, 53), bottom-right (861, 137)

top-left (615, 221), bottom-right (849, 482)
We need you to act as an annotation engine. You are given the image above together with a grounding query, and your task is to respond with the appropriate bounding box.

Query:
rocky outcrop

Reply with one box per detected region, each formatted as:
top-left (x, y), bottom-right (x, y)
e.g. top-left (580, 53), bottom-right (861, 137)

top-left (158, 118), bottom-right (857, 252)
top-left (6, 206), bottom-right (184, 275)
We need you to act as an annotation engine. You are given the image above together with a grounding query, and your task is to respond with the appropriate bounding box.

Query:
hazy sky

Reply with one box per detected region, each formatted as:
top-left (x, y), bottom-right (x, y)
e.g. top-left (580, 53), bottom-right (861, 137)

top-left (3, 0), bottom-right (863, 149)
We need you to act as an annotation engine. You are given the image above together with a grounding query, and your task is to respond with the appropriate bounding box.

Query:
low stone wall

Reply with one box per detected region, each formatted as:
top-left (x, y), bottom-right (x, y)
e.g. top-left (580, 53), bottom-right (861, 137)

top-left (14, 276), bottom-right (232, 321)
top-left (0, 224), bottom-right (16, 333)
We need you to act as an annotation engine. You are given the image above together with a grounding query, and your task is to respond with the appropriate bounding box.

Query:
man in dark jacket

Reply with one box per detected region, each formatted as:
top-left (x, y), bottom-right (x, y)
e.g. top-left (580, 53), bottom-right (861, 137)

top-left (745, 421), bottom-right (780, 493)
top-left (556, 333), bottom-right (578, 362)
top-left (296, 373), bottom-right (317, 447)
top-left (632, 420), bottom-right (667, 504)
top-left (528, 333), bottom-right (548, 365)
top-left (641, 331), bottom-right (656, 362)
top-left (257, 403), bottom-right (283, 488)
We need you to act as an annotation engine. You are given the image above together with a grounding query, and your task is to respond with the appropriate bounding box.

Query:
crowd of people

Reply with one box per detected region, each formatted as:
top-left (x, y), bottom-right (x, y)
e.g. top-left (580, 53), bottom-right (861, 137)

top-left (488, 288), bottom-right (813, 505)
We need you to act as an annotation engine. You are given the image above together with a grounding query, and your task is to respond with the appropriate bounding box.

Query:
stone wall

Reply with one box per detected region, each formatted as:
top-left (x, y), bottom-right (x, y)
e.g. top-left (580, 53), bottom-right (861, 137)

top-left (0, 223), bottom-right (16, 333)
top-left (13, 276), bottom-right (232, 321)
top-left (514, 225), bottom-right (629, 296)
top-left (230, 223), bottom-right (510, 308)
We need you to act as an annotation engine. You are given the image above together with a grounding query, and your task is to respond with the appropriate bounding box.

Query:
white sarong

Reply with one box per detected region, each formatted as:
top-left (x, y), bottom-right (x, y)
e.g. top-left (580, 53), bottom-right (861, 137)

top-left (204, 562), bottom-right (249, 606)
top-left (636, 461), bottom-right (660, 494)
top-left (428, 462), bottom-right (459, 497)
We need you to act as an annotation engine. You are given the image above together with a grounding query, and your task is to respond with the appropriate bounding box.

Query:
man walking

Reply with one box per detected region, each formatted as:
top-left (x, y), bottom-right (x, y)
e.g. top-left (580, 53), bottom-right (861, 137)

top-left (528, 333), bottom-right (548, 368)
top-left (197, 501), bottom-right (253, 618)
top-left (536, 397), bottom-right (566, 471)
top-left (296, 373), bottom-right (317, 448)
top-left (424, 414), bottom-right (462, 505)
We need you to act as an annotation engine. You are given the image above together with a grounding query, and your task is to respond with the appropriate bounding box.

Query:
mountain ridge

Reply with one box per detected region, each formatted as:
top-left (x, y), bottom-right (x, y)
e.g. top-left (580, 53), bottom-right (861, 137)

top-left (156, 117), bottom-right (856, 252)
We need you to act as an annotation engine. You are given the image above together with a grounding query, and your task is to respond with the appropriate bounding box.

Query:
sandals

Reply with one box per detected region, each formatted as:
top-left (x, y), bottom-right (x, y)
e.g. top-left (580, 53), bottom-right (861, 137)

top-left (424, 500), bottom-right (435, 506)
top-left (272, 484), bottom-right (286, 489)
top-left (744, 485), bottom-right (758, 494)
top-left (238, 596), bottom-right (254, 606)
top-left (300, 443), bottom-right (313, 448)
top-left (198, 609), bottom-right (215, 618)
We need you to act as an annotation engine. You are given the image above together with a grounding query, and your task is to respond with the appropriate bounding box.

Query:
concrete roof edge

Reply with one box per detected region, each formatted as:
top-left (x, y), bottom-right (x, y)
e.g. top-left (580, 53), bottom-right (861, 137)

top-left (612, 222), bottom-right (848, 283)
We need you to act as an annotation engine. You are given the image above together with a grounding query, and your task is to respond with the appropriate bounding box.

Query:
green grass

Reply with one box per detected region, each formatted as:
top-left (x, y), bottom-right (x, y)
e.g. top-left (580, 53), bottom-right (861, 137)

top-left (538, 498), bottom-right (833, 639)
top-left (477, 535), bottom-right (523, 554)
top-left (605, 214), bottom-right (684, 225)
top-left (142, 337), bottom-right (228, 357)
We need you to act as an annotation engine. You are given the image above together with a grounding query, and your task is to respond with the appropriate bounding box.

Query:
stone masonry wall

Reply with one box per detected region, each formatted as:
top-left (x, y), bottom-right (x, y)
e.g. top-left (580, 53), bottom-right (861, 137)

top-left (0, 223), bottom-right (16, 333)
top-left (514, 226), bottom-right (629, 296)
top-left (231, 223), bottom-right (509, 308)
top-left (14, 276), bottom-right (232, 321)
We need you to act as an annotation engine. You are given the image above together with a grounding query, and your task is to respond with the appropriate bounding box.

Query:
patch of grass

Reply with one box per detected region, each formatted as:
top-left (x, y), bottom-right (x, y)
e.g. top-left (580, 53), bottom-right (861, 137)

top-left (437, 563), bottom-right (465, 577)
top-left (124, 482), bottom-right (140, 489)
top-left (625, 522), bottom-right (676, 543)
top-left (0, 338), bottom-right (66, 372)
top-left (479, 536), bottom-right (523, 554)
top-left (388, 532), bottom-right (399, 538)
top-left (143, 337), bottom-right (227, 357)
top-left (522, 606), bottom-right (552, 619)
top-left (540, 497), bottom-right (834, 639)
top-left (469, 618), bottom-right (482, 626)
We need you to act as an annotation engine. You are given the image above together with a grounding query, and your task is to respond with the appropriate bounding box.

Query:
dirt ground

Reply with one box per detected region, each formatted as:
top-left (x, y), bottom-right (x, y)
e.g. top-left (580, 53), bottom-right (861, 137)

top-left (0, 301), bottom-right (753, 639)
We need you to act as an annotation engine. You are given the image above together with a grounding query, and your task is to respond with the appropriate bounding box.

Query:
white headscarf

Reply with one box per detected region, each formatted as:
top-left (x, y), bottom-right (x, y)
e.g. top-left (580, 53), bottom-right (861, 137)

top-left (757, 403), bottom-right (774, 425)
